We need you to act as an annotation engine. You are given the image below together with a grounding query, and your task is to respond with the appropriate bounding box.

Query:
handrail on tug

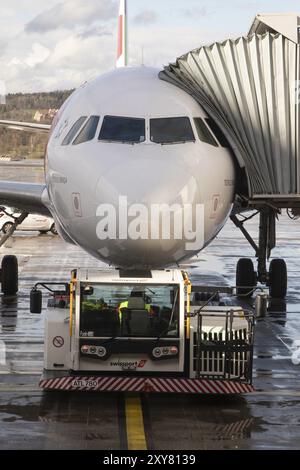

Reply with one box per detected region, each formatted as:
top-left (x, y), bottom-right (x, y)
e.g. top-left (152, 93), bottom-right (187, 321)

top-left (194, 302), bottom-right (255, 382)
top-left (182, 271), bottom-right (192, 340)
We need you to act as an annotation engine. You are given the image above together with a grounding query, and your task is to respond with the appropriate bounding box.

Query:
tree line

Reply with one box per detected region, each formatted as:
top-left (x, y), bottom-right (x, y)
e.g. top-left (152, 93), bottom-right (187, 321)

top-left (0, 90), bottom-right (73, 159)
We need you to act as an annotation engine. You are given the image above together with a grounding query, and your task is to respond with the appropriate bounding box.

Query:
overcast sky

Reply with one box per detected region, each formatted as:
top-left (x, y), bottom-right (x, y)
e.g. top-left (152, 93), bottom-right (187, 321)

top-left (1, 0), bottom-right (300, 93)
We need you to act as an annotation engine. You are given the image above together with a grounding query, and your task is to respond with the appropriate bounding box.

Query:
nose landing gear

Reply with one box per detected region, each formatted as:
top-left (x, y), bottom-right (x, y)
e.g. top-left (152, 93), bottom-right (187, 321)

top-left (231, 208), bottom-right (288, 299)
top-left (236, 256), bottom-right (287, 299)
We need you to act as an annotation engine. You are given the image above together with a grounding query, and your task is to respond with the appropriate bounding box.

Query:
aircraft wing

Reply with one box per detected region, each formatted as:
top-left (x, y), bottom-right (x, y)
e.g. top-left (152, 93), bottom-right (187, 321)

top-left (0, 181), bottom-right (51, 216)
top-left (0, 120), bottom-right (51, 133)
top-left (0, 120), bottom-right (51, 215)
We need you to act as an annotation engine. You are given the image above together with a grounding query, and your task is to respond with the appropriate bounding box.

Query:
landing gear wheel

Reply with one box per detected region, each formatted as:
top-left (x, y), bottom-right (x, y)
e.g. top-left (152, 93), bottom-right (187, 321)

top-left (2, 222), bottom-right (13, 234)
top-left (236, 258), bottom-right (256, 298)
top-left (50, 223), bottom-right (58, 235)
top-left (269, 259), bottom-right (287, 299)
top-left (1, 255), bottom-right (18, 295)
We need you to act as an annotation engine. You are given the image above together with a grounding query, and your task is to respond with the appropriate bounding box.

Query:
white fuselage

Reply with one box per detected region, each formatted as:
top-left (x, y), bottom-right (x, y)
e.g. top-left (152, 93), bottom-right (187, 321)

top-left (45, 67), bottom-right (235, 268)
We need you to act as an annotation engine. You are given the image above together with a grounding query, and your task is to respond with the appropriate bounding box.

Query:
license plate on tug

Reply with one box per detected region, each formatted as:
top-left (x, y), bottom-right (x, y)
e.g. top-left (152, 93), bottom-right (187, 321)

top-left (72, 379), bottom-right (98, 388)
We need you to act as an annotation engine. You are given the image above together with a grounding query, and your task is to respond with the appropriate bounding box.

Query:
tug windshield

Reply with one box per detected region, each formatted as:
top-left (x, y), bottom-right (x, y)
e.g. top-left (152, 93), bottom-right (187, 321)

top-left (80, 284), bottom-right (180, 339)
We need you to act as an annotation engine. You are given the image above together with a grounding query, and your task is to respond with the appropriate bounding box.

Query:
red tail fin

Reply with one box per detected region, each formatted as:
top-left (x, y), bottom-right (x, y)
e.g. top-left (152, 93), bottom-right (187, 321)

top-left (116, 0), bottom-right (128, 68)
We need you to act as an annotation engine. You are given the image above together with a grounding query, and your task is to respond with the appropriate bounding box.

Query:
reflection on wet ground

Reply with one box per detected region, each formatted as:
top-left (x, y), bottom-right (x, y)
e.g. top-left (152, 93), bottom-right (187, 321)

top-left (0, 392), bottom-right (122, 450)
top-left (0, 165), bottom-right (299, 449)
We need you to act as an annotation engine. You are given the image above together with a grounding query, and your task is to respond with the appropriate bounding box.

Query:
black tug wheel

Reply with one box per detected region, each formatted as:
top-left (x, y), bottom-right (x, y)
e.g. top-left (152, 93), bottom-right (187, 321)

top-left (269, 259), bottom-right (287, 299)
top-left (236, 258), bottom-right (256, 298)
top-left (1, 255), bottom-right (18, 295)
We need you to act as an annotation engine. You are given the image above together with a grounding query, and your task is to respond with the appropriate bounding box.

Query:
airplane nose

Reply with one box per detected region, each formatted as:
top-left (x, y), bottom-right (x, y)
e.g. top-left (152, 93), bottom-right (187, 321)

top-left (93, 156), bottom-right (201, 268)
top-left (96, 157), bottom-right (199, 208)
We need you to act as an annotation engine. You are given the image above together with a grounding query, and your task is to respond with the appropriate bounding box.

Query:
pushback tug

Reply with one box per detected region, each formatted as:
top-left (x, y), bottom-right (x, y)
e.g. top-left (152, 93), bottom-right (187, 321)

top-left (31, 269), bottom-right (255, 394)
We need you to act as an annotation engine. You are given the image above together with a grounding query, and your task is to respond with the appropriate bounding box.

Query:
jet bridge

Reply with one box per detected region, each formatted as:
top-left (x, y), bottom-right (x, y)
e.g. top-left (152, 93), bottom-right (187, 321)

top-left (160, 13), bottom-right (300, 294)
top-left (160, 13), bottom-right (300, 204)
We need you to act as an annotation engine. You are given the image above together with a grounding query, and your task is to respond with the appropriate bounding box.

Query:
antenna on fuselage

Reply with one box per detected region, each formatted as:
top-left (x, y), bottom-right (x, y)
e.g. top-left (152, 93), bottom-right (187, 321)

top-left (116, 0), bottom-right (128, 68)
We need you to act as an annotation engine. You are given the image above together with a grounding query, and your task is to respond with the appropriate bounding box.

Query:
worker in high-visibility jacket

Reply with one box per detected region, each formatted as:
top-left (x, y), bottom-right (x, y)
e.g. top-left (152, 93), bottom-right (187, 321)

top-left (118, 300), bottom-right (151, 314)
top-left (118, 287), bottom-right (151, 318)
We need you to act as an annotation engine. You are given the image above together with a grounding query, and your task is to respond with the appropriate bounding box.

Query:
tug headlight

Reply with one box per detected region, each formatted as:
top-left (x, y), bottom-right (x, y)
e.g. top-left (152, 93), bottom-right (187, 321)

top-left (97, 346), bottom-right (107, 358)
top-left (81, 345), bottom-right (107, 358)
top-left (153, 347), bottom-right (163, 358)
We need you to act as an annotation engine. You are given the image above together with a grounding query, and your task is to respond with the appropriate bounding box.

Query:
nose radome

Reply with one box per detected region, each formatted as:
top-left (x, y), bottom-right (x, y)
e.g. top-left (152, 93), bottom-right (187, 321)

top-left (96, 158), bottom-right (199, 207)
top-left (91, 155), bottom-right (203, 268)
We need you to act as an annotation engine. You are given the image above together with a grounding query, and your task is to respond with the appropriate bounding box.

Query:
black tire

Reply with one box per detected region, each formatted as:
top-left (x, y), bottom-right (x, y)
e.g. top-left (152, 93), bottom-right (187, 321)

top-left (269, 259), bottom-right (287, 299)
top-left (39, 231), bottom-right (48, 235)
top-left (236, 258), bottom-right (256, 298)
top-left (50, 223), bottom-right (58, 235)
top-left (2, 222), bottom-right (13, 234)
top-left (1, 255), bottom-right (18, 295)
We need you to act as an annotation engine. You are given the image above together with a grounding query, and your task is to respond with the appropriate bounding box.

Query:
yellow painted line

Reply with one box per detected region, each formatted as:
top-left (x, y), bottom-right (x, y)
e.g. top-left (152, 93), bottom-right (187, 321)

top-left (125, 393), bottom-right (147, 450)
top-left (0, 386), bottom-right (41, 392)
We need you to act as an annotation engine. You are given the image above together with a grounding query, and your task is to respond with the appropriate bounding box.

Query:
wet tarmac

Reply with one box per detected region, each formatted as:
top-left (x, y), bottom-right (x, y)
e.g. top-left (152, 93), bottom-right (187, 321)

top-left (0, 160), bottom-right (44, 183)
top-left (0, 165), bottom-right (300, 450)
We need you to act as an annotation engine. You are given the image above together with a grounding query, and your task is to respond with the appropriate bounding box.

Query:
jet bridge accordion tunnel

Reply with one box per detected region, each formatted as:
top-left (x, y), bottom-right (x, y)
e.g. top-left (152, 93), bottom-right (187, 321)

top-left (160, 13), bottom-right (300, 205)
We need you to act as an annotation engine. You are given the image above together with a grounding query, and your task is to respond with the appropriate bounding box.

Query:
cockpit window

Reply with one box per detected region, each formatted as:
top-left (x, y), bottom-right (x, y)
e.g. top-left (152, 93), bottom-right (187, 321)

top-left (205, 118), bottom-right (231, 148)
top-left (150, 117), bottom-right (195, 144)
top-left (62, 116), bottom-right (87, 146)
top-left (194, 118), bottom-right (218, 147)
top-left (99, 116), bottom-right (145, 143)
top-left (73, 116), bottom-right (100, 145)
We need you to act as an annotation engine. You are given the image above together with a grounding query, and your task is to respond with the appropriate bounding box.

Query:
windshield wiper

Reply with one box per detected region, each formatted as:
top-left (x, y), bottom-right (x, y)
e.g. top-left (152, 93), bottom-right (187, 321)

top-left (160, 140), bottom-right (196, 146)
top-left (100, 335), bottom-right (120, 345)
top-left (121, 141), bottom-right (138, 145)
top-left (161, 141), bottom-right (185, 146)
top-left (155, 288), bottom-right (179, 341)
top-left (155, 325), bottom-right (174, 341)
top-left (99, 139), bottom-right (138, 145)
